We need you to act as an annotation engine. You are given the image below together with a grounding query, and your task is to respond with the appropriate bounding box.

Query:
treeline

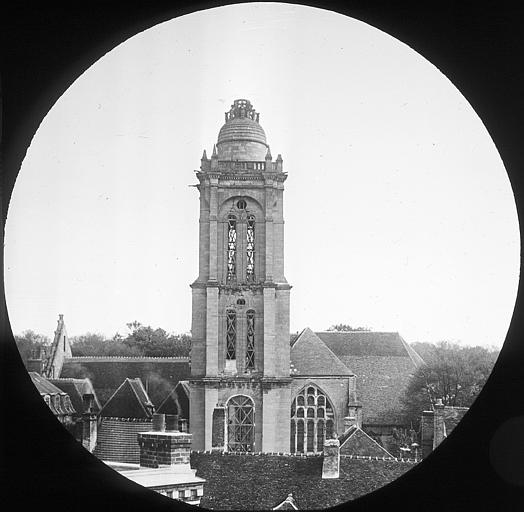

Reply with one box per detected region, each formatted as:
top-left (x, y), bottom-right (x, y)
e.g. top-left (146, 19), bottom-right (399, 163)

top-left (14, 321), bottom-right (191, 365)
top-left (72, 321), bottom-right (191, 357)
top-left (401, 340), bottom-right (499, 429)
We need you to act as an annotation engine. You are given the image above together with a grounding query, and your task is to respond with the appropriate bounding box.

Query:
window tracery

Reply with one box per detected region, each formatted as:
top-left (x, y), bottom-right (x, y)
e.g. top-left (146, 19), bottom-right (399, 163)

top-left (290, 385), bottom-right (335, 454)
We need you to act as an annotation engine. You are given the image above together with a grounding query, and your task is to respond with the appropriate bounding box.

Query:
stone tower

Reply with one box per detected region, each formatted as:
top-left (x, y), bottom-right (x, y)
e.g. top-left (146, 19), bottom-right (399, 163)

top-left (189, 99), bottom-right (292, 452)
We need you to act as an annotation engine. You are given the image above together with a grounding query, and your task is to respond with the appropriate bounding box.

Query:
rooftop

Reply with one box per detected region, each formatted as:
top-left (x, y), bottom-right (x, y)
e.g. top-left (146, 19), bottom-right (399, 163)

top-left (190, 452), bottom-right (415, 510)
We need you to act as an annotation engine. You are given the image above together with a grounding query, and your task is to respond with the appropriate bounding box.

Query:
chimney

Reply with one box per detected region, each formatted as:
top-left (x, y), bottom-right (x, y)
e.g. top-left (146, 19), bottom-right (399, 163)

top-left (137, 413), bottom-right (193, 470)
top-left (322, 437), bottom-right (340, 479)
top-left (165, 414), bottom-right (179, 432)
top-left (433, 398), bottom-right (446, 450)
top-left (152, 413), bottom-right (165, 432)
top-left (82, 393), bottom-right (94, 413)
top-left (81, 393), bottom-right (98, 453)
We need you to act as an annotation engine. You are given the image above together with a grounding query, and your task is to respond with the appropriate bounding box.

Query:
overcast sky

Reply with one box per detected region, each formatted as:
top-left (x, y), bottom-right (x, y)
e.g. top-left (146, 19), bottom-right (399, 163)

top-left (4, 3), bottom-right (520, 348)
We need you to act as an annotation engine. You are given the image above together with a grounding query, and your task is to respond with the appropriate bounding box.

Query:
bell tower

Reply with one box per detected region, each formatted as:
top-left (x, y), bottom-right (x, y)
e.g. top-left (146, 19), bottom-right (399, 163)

top-left (189, 99), bottom-right (292, 452)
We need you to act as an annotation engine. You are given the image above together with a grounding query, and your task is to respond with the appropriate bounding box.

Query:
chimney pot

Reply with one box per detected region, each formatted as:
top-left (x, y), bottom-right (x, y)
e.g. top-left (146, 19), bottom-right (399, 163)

top-left (152, 413), bottom-right (166, 432)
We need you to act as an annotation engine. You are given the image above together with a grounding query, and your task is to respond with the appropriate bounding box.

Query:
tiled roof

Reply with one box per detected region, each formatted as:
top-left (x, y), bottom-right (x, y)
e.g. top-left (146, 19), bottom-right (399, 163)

top-left (100, 378), bottom-right (154, 419)
top-left (315, 331), bottom-right (424, 366)
top-left (314, 332), bottom-right (424, 425)
top-left (191, 452), bottom-right (413, 510)
top-left (60, 358), bottom-right (190, 406)
top-left (29, 372), bottom-right (65, 395)
top-left (290, 328), bottom-right (353, 376)
top-left (48, 377), bottom-right (101, 414)
top-left (29, 372), bottom-right (77, 416)
top-left (339, 425), bottom-right (394, 457)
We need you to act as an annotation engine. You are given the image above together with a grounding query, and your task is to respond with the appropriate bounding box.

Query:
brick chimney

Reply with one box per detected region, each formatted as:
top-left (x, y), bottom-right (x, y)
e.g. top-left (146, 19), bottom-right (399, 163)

top-left (433, 398), bottom-right (446, 450)
top-left (138, 413), bottom-right (192, 470)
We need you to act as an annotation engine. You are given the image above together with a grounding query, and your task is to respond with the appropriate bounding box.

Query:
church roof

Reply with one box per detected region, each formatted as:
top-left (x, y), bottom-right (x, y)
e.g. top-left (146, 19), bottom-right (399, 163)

top-left (314, 331), bottom-right (424, 425)
top-left (315, 331), bottom-right (424, 366)
top-left (99, 378), bottom-right (154, 419)
top-left (290, 328), bottom-right (353, 376)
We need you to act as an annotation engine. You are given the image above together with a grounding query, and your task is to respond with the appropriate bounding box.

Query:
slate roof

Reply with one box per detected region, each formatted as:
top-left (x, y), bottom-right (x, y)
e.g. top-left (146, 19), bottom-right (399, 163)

top-left (290, 328), bottom-right (353, 376)
top-left (60, 357), bottom-right (190, 406)
top-left (99, 378), bottom-right (154, 419)
top-left (48, 377), bottom-right (101, 414)
top-left (314, 331), bottom-right (425, 425)
top-left (339, 425), bottom-right (394, 458)
top-left (29, 372), bottom-right (77, 416)
top-left (191, 452), bottom-right (414, 510)
top-left (30, 372), bottom-right (65, 395)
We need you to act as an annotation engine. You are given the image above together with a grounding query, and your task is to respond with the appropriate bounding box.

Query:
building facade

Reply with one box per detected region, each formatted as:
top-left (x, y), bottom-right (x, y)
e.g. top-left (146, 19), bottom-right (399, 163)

top-left (189, 99), bottom-right (292, 452)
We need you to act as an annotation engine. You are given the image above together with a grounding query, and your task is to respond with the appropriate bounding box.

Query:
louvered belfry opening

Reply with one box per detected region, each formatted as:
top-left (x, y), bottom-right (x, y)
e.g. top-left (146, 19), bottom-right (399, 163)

top-left (227, 395), bottom-right (255, 452)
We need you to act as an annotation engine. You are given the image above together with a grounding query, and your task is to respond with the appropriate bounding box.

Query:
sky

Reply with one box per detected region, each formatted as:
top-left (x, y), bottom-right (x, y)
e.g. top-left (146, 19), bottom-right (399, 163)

top-left (4, 3), bottom-right (520, 348)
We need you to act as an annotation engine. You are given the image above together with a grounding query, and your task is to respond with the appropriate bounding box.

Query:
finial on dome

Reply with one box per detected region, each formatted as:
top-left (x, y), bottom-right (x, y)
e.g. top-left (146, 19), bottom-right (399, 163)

top-left (225, 99), bottom-right (260, 123)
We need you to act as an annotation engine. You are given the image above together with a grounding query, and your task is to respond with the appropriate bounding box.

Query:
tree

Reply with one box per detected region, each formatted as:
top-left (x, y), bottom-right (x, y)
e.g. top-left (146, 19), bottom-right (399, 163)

top-left (70, 332), bottom-right (140, 357)
top-left (14, 330), bottom-right (51, 367)
top-left (327, 324), bottom-right (371, 332)
top-left (401, 341), bottom-right (499, 429)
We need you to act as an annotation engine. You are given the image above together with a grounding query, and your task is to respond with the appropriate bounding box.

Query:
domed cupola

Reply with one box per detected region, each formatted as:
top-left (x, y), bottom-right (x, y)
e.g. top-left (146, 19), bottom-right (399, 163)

top-left (216, 99), bottom-right (269, 161)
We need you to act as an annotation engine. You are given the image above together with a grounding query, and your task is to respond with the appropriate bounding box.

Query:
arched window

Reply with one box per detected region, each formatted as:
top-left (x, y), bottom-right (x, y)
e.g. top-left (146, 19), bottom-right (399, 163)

top-left (226, 309), bottom-right (236, 360)
top-left (227, 215), bottom-right (237, 280)
top-left (227, 395), bottom-right (255, 452)
top-left (245, 310), bottom-right (255, 369)
top-left (290, 384), bottom-right (335, 454)
top-left (246, 215), bottom-right (255, 281)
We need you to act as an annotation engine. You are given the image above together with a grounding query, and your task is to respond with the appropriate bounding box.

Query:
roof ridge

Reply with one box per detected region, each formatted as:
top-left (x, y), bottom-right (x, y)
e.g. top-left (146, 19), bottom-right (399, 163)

top-left (292, 328), bottom-right (353, 375)
top-left (398, 335), bottom-right (425, 367)
top-left (100, 378), bottom-right (130, 414)
top-left (127, 378), bottom-right (152, 417)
